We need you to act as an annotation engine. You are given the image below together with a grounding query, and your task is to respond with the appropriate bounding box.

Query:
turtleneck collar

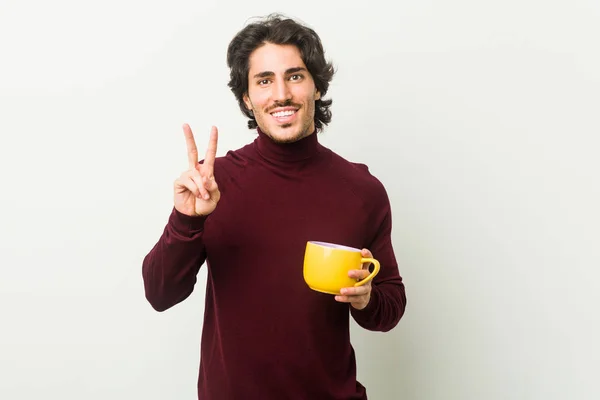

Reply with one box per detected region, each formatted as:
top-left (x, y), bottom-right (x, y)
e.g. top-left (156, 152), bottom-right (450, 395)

top-left (255, 127), bottom-right (320, 163)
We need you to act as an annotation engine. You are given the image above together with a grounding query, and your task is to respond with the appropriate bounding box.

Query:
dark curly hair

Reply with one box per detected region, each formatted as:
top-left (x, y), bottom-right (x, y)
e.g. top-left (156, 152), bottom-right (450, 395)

top-left (226, 14), bottom-right (335, 130)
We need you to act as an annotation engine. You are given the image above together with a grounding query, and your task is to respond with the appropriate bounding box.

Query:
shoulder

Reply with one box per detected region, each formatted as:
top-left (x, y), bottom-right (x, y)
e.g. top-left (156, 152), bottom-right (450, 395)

top-left (326, 149), bottom-right (391, 208)
top-left (215, 142), bottom-right (253, 169)
top-left (329, 150), bottom-right (387, 191)
top-left (199, 141), bottom-right (255, 186)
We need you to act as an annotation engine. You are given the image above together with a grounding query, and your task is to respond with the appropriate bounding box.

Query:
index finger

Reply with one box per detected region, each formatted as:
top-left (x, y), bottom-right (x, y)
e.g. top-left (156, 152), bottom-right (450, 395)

top-left (349, 269), bottom-right (371, 280)
top-left (183, 123), bottom-right (199, 169)
top-left (203, 126), bottom-right (219, 176)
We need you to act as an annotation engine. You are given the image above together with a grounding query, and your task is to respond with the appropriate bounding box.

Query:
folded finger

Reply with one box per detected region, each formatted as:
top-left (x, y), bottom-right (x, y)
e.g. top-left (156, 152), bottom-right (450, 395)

top-left (190, 174), bottom-right (209, 200)
top-left (203, 175), bottom-right (219, 193)
top-left (176, 176), bottom-right (201, 198)
top-left (341, 286), bottom-right (369, 296)
top-left (335, 295), bottom-right (351, 303)
top-left (348, 269), bottom-right (370, 280)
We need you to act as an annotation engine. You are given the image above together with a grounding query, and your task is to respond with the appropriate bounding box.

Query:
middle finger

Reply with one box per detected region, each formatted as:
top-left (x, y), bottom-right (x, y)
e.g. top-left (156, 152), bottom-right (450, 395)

top-left (341, 285), bottom-right (370, 296)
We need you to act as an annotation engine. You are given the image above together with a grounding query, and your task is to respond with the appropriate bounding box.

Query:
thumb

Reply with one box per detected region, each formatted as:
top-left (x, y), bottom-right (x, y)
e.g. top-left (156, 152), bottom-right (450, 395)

top-left (204, 176), bottom-right (219, 192)
top-left (361, 248), bottom-right (373, 270)
top-left (204, 176), bottom-right (221, 204)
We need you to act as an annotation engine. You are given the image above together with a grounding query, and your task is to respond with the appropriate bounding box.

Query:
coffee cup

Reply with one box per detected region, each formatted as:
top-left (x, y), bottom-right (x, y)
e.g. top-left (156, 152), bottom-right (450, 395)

top-left (303, 241), bottom-right (380, 295)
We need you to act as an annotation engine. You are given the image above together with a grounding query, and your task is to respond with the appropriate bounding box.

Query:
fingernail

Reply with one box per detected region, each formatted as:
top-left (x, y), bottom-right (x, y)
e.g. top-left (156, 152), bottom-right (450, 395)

top-left (204, 194), bottom-right (210, 200)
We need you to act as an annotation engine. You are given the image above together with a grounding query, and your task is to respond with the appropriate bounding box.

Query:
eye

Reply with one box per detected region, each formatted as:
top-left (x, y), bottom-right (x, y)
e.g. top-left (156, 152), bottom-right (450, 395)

top-left (289, 74), bottom-right (303, 81)
top-left (258, 79), bottom-right (271, 85)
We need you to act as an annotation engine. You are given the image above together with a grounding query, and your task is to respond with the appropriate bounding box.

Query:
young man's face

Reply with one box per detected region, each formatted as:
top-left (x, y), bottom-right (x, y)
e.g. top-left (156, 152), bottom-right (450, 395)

top-left (243, 43), bottom-right (321, 143)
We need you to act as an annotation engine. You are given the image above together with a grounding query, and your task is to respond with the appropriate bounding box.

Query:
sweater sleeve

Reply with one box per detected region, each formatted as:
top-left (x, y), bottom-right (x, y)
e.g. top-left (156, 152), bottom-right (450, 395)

top-left (351, 199), bottom-right (406, 332)
top-left (142, 208), bottom-right (208, 312)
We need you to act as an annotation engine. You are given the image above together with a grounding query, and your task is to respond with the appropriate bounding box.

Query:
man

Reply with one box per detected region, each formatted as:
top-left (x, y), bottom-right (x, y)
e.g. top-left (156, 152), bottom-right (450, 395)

top-left (142, 13), bottom-right (406, 400)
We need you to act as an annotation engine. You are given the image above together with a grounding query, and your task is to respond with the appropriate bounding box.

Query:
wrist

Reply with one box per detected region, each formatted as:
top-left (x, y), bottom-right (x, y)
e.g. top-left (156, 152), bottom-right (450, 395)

top-left (170, 207), bottom-right (208, 233)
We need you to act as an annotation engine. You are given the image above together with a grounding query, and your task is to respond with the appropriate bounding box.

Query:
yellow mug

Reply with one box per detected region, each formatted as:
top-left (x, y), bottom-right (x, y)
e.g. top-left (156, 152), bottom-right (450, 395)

top-left (303, 241), bottom-right (380, 295)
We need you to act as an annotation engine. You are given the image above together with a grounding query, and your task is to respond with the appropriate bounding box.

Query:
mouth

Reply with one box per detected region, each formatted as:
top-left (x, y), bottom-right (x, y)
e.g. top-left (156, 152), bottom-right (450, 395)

top-left (270, 107), bottom-right (299, 124)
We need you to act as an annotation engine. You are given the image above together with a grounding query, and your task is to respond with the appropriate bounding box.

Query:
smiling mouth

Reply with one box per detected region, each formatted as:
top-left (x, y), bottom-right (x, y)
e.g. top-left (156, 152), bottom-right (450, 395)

top-left (270, 108), bottom-right (298, 124)
top-left (271, 109), bottom-right (297, 117)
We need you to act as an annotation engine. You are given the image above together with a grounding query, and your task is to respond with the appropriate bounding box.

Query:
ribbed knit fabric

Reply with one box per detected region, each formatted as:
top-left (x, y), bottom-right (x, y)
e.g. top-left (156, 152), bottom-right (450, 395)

top-left (142, 129), bottom-right (406, 399)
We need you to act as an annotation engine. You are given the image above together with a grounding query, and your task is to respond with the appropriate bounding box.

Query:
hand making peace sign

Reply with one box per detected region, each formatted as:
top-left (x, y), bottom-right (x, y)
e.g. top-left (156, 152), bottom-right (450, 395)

top-left (173, 124), bottom-right (221, 217)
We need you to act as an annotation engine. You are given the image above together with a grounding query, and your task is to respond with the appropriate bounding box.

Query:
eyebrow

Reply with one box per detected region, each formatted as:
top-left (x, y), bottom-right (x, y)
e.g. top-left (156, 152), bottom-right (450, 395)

top-left (253, 67), bottom-right (308, 79)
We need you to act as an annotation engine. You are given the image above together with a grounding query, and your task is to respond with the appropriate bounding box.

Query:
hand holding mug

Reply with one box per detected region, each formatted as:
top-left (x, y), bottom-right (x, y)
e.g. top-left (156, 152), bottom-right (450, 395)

top-left (303, 241), bottom-right (380, 310)
top-left (335, 248), bottom-right (375, 310)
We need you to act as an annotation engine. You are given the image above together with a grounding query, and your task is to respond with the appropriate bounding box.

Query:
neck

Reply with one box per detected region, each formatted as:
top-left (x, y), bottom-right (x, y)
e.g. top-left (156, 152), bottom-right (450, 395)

top-left (255, 127), bottom-right (320, 163)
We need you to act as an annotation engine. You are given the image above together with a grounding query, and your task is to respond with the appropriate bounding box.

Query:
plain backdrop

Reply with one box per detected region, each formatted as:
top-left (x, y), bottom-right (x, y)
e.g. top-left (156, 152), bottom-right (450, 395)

top-left (1, 1), bottom-right (599, 399)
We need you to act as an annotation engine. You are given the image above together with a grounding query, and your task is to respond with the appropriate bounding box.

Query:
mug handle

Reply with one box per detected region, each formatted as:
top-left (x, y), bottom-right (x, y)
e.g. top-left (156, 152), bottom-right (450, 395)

top-left (354, 258), bottom-right (380, 286)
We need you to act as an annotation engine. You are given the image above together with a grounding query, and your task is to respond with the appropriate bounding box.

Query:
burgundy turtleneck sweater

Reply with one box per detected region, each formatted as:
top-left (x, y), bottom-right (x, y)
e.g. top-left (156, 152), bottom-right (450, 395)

top-left (142, 129), bottom-right (406, 400)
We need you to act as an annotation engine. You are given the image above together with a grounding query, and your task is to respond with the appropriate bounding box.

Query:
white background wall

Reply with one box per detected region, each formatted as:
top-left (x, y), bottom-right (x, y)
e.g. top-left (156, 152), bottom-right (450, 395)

top-left (1, 0), bottom-right (599, 399)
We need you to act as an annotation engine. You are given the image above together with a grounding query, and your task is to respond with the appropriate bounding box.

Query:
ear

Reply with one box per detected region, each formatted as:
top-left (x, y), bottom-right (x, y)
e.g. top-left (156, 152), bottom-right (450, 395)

top-left (243, 93), bottom-right (253, 111)
top-left (315, 89), bottom-right (321, 101)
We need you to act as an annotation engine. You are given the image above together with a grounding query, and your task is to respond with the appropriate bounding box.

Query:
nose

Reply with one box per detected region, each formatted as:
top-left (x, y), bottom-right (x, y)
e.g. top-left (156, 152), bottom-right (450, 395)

top-left (272, 78), bottom-right (292, 103)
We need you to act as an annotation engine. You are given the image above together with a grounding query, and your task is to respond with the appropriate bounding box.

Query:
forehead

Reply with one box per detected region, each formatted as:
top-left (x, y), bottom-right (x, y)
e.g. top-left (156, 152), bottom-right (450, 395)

top-left (248, 43), bottom-right (306, 74)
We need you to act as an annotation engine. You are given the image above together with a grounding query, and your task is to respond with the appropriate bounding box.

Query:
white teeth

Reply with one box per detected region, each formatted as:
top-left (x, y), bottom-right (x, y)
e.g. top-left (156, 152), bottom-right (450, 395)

top-left (272, 110), bottom-right (296, 117)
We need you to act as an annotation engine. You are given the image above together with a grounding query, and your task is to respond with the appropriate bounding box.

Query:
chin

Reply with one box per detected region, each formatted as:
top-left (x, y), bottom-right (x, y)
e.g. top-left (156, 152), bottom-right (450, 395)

top-left (266, 125), bottom-right (308, 144)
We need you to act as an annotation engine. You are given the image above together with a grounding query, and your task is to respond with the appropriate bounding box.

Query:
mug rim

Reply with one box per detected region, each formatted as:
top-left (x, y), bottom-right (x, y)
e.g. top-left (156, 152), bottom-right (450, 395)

top-left (308, 241), bottom-right (361, 252)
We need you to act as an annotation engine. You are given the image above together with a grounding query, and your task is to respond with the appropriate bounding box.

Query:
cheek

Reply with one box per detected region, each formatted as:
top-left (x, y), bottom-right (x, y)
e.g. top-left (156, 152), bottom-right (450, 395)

top-left (249, 91), bottom-right (270, 110)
